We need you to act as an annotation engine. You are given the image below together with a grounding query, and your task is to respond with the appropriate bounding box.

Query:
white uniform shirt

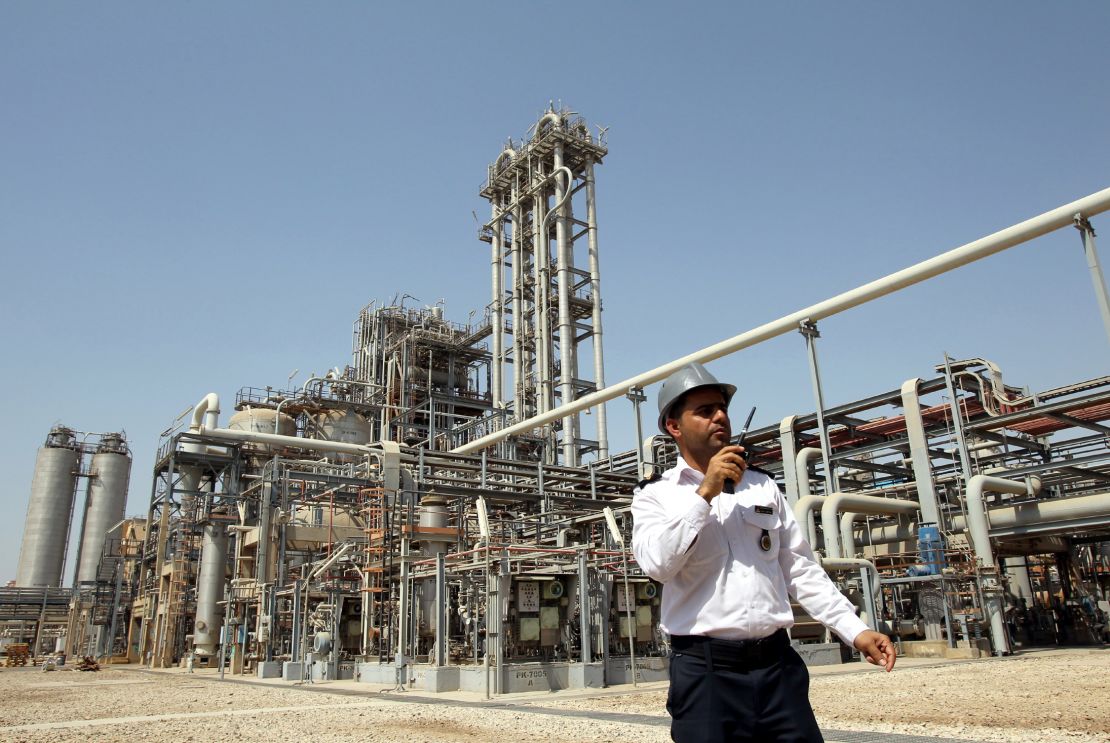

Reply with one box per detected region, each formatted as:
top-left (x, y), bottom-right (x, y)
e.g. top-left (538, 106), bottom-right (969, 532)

top-left (631, 456), bottom-right (868, 645)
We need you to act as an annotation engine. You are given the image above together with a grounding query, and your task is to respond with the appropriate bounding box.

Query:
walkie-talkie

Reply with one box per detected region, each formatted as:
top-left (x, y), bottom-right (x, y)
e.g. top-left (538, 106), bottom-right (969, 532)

top-left (723, 406), bottom-right (756, 494)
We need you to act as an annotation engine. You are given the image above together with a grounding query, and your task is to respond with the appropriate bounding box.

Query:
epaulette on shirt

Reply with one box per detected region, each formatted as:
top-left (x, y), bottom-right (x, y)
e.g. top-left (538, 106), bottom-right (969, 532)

top-left (636, 472), bottom-right (663, 490)
top-left (746, 464), bottom-right (776, 479)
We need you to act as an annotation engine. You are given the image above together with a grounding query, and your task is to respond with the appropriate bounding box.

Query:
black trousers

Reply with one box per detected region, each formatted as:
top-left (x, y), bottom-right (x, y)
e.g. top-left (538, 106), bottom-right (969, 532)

top-left (667, 632), bottom-right (823, 743)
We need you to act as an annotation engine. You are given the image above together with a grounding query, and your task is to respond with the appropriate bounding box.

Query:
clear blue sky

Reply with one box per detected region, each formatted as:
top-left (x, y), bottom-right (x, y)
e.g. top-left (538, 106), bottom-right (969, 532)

top-left (3, 2), bottom-right (1109, 583)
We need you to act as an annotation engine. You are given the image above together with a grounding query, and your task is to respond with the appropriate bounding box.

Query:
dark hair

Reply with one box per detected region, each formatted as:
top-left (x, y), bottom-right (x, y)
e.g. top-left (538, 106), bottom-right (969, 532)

top-left (665, 386), bottom-right (728, 437)
top-left (664, 391), bottom-right (691, 430)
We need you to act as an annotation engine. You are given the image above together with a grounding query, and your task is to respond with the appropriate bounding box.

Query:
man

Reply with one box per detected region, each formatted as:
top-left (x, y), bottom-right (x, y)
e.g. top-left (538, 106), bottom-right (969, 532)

top-left (632, 362), bottom-right (895, 743)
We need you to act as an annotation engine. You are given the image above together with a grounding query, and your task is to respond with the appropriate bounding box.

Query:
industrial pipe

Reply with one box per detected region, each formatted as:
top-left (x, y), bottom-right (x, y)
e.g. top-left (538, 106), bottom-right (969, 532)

top-left (452, 186), bottom-right (1110, 455)
top-left (840, 512), bottom-right (869, 562)
top-left (820, 557), bottom-right (880, 631)
top-left (965, 475), bottom-right (1042, 570)
top-left (197, 426), bottom-right (369, 457)
top-left (849, 492), bottom-right (1110, 548)
top-left (821, 492), bottom-right (919, 559)
top-left (964, 474), bottom-right (1042, 656)
top-left (585, 158), bottom-right (609, 459)
top-left (535, 111), bottom-right (562, 134)
top-left (792, 495), bottom-right (825, 551)
top-left (190, 393), bottom-right (220, 432)
top-left (795, 447), bottom-right (823, 500)
top-left (900, 379), bottom-right (940, 524)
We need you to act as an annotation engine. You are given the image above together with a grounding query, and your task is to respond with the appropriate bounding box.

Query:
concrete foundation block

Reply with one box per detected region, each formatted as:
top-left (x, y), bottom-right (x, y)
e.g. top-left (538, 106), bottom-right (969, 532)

top-left (257, 661), bottom-right (282, 679)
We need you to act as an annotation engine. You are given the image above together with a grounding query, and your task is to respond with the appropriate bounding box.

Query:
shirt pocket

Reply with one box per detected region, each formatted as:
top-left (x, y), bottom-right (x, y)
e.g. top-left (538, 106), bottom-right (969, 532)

top-left (738, 505), bottom-right (782, 559)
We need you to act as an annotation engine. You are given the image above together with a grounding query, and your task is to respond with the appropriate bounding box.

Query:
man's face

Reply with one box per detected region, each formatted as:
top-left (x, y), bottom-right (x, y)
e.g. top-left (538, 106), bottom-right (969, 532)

top-left (665, 387), bottom-right (731, 462)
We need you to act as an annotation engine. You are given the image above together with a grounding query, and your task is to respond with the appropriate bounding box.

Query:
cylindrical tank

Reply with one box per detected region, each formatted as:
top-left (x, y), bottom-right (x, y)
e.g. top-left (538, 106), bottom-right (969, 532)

top-left (418, 494), bottom-right (452, 556)
top-left (228, 407), bottom-right (296, 439)
top-left (75, 433), bottom-right (131, 584)
top-left (15, 427), bottom-right (80, 587)
top-left (312, 409), bottom-right (372, 461)
top-left (193, 523), bottom-right (229, 656)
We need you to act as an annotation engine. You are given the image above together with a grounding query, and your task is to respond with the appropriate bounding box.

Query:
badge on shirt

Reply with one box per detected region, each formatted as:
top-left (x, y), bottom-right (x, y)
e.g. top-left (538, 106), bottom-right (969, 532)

top-left (759, 528), bottom-right (773, 551)
top-left (754, 505), bottom-right (773, 515)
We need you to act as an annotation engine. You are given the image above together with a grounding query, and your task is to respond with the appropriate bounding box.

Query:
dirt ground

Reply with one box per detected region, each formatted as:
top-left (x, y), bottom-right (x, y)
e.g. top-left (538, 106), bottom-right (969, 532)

top-left (0, 648), bottom-right (1105, 743)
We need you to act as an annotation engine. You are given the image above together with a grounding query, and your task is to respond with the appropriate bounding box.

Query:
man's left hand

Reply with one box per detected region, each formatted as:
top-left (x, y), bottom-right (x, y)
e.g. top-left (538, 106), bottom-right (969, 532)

top-left (853, 630), bottom-right (896, 672)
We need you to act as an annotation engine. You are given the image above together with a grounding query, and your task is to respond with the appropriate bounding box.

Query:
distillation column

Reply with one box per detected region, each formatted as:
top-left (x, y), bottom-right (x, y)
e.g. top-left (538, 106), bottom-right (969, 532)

top-left (479, 107), bottom-right (610, 464)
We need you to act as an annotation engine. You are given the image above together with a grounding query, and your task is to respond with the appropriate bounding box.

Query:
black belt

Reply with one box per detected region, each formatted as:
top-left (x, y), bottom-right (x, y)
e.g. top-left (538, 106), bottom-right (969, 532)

top-left (670, 628), bottom-right (789, 670)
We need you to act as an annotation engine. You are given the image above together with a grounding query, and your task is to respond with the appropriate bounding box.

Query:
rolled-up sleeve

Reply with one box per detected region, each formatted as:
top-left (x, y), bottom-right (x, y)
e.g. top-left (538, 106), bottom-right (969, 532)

top-left (632, 481), bottom-right (711, 583)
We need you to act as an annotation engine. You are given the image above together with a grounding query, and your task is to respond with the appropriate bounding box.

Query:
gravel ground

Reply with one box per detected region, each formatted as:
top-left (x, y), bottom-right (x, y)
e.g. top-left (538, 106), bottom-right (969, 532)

top-left (0, 648), bottom-right (1105, 742)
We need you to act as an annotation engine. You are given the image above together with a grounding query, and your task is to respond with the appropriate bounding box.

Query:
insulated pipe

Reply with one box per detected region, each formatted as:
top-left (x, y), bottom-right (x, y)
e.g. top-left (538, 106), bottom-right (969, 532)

top-left (190, 393), bottom-right (220, 433)
top-left (535, 111), bottom-right (562, 135)
top-left (900, 378), bottom-right (940, 525)
top-left (965, 475), bottom-right (1042, 571)
top-left (792, 495), bottom-right (826, 551)
top-left (494, 147), bottom-right (516, 171)
top-left (820, 557), bottom-right (880, 630)
top-left (198, 427), bottom-right (370, 456)
top-left (840, 512), bottom-right (868, 560)
top-left (796, 447), bottom-right (823, 500)
top-left (553, 142), bottom-right (576, 464)
top-left (585, 159), bottom-right (609, 459)
top-left (511, 179), bottom-right (524, 417)
top-left (182, 393), bottom-right (221, 513)
top-left (964, 474), bottom-right (1041, 656)
top-left (533, 184), bottom-right (550, 419)
top-left (821, 492), bottom-right (919, 559)
top-left (491, 201), bottom-right (504, 409)
top-left (778, 416), bottom-right (800, 505)
top-left (850, 493), bottom-right (1110, 548)
top-left (453, 186), bottom-right (1110, 455)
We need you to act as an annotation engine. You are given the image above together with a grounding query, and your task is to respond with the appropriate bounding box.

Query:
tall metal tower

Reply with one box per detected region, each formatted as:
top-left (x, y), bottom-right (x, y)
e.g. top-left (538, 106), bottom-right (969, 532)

top-left (479, 106), bottom-right (609, 465)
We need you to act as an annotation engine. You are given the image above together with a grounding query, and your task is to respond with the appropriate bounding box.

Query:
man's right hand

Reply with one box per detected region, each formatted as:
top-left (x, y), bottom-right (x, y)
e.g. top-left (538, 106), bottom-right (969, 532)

top-left (696, 445), bottom-right (747, 502)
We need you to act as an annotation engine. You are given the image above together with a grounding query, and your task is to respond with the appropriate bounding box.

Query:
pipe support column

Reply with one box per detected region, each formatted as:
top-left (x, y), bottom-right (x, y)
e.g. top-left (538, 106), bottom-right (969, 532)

top-left (900, 378), bottom-right (941, 525)
top-left (1075, 215), bottom-right (1110, 346)
top-left (778, 416), bottom-right (800, 505)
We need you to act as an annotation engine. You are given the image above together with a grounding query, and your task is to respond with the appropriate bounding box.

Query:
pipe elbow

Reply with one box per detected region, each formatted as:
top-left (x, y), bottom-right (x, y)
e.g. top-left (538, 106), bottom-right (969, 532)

top-left (792, 495), bottom-right (825, 528)
top-left (191, 393), bottom-right (221, 431)
top-left (537, 112), bottom-right (562, 133)
top-left (494, 147), bottom-right (516, 170)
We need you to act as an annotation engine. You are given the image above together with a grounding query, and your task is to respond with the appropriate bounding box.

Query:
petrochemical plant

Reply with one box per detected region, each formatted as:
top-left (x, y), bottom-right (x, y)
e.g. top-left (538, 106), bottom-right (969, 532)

top-left (4, 108), bottom-right (1109, 694)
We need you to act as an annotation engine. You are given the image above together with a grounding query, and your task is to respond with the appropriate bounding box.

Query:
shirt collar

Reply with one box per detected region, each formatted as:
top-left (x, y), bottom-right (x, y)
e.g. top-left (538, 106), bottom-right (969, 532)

top-left (673, 455), bottom-right (705, 486)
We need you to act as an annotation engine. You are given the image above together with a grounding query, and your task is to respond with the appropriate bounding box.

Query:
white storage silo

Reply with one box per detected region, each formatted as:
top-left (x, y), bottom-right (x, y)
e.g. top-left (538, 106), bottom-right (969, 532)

top-left (74, 433), bottom-right (131, 584)
top-left (15, 427), bottom-right (80, 587)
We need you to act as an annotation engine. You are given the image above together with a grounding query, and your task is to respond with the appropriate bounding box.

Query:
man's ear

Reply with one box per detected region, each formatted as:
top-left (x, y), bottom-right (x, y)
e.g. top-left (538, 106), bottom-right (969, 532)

top-left (664, 417), bottom-right (681, 441)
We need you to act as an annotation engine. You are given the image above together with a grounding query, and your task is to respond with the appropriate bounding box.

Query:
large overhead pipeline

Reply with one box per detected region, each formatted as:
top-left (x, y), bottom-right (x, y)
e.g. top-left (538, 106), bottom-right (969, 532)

top-left (453, 186), bottom-right (1110, 455)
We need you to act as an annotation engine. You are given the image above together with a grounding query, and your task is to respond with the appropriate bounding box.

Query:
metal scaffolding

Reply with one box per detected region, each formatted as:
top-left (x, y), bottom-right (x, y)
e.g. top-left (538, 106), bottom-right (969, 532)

top-left (479, 106), bottom-right (610, 465)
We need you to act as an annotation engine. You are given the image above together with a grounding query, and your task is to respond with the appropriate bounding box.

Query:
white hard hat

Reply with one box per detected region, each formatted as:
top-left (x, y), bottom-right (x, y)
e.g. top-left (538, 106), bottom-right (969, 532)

top-left (656, 362), bottom-right (736, 434)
